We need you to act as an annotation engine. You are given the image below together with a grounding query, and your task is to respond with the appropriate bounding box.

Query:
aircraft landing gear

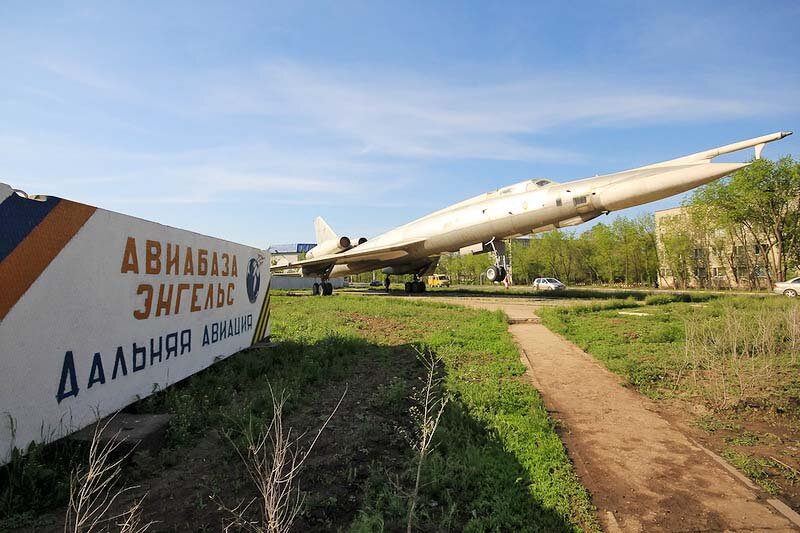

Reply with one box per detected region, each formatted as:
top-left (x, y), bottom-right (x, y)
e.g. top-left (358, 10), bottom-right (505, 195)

top-left (486, 237), bottom-right (509, 283)
top-left (312, 281), bottom-right (334, 296)
top-left (486, 265), bottom-right (507, 283)
top-left (384, 276), bottom-right (391, 291)
top-left (404, 275), bottom-right (426, 294)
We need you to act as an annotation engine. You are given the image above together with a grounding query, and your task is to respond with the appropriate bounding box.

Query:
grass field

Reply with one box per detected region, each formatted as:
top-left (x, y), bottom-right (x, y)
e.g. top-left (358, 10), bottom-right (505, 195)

top-left (538, 295), bottom-right (800, 505)
top-left (1, 294), bottom-right (598, 532)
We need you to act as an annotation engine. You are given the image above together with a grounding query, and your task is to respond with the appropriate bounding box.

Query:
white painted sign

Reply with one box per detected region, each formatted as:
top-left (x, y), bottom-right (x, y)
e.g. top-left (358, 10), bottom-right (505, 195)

top-left (0, 183), bottom-right (271, 463)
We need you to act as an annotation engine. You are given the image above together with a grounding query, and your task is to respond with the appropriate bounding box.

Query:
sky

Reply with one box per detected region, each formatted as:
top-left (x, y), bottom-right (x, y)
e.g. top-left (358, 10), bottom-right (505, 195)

top-left (2, 1), bottom-right (799, 248)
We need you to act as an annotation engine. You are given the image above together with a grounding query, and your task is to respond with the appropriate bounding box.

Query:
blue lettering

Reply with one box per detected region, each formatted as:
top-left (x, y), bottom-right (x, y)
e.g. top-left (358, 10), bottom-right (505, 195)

top-left (133, 343), bottom-right (146, 371)
top-left (56, 351), bottom-right (80, 403)
top-left (112, 346), bottom-right (128, 379)
top-left (150, 336), bottom-right (163, 365)
top-left (87, 352), bottom-right (106, 388)
top-left (166, 332), bottom-right (178, 359)
top-left (202, 325), bottom-right (210, 346)
top-left (180, 329), bottom-right (191, 353)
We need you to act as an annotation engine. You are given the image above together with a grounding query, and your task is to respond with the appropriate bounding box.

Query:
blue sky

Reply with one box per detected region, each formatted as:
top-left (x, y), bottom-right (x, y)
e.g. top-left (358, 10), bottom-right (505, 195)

top-left (2, 1), bottom-right (799, 248)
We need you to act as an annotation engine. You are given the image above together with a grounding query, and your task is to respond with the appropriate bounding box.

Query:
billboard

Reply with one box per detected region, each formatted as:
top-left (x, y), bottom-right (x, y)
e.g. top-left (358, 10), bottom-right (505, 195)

top-left (0, 183), bottom-right (271, 463)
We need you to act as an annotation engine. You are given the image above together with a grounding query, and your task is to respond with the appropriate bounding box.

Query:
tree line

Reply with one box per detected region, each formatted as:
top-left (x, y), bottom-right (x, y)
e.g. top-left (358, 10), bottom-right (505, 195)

top-left (439, 214), bottom-right (659, 286)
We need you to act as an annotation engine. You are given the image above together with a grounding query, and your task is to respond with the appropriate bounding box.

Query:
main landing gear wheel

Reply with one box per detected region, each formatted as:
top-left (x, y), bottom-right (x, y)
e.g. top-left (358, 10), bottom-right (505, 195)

top-left (313, 281), bottom-right (333, 296)
top-left (486, 265), bottom-right (507, 283)
top-left (404, 280), bottom-right (426, 293)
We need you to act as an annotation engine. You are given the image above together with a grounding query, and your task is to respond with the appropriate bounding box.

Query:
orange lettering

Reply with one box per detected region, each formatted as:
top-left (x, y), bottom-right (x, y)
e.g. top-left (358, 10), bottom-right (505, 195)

top-left (166, 243), bottom-right (179, 275)
top-left (175, 283), bottom-right (190, 314)
top-left (134, 284), bottom-right (153, 319)
top-left (198, 249), bottom-right (208, 276)
top-left (121, 237), bottom-right (139, 274)
top-left (156, 283), bottom-right (173, 317)
top-left (184, 247), bottom-right (194, 275)
top-left (211, 252), bottom-right (219, 276)
top-left (227, 283), bottom-right (234, 306)
top-left (191, 283), bottom-right (203, 312)
top-left (204, 283), bottom-right (214, 309)
top-left (221, 253), bottom-right (229, 276)
top-left (146, 240), bottom-right (161, 274)
top-left (231, 255), bottom-right (238, 277)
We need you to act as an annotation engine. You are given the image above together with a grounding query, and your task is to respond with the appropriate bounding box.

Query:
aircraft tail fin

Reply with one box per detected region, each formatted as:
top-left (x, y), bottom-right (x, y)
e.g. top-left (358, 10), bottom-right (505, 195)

top-left (314, 216), bottom-right (338, 243)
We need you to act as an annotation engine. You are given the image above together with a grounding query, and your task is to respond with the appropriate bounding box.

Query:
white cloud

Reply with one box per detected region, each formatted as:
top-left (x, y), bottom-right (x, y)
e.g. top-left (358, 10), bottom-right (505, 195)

top-left (186, 60), bottom-right (788, 164)
top-left (6, 56), bottom-right (794, 210)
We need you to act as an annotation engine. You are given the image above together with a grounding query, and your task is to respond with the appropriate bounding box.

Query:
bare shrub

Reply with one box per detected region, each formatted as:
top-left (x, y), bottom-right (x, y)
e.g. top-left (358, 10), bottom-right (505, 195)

top-left (65, 416), bottom-right (152, 533)
top-left (405, 347), bottom-right (449, 533)
top-left (686, 302), bottom-right (783, 409)
top-left (223, 384), bottom-right (346, 533)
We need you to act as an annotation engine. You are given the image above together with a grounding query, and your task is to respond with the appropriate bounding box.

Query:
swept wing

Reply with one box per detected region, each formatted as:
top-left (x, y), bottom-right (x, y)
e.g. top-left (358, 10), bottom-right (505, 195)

top-left (270, 238), bottom-right (427, 272)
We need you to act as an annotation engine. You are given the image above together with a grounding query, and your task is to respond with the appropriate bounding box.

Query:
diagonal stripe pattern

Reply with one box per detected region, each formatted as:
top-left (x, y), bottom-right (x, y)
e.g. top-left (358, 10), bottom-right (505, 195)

top-left (251, 277), bottom-right (272, 345)
top-left (0, 196), bottom-right (96, 320)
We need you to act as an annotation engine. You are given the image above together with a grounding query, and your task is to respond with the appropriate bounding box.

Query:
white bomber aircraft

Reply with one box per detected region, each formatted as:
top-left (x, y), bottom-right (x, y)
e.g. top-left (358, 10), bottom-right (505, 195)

top-left (272, 131), bottom-right (792, 295)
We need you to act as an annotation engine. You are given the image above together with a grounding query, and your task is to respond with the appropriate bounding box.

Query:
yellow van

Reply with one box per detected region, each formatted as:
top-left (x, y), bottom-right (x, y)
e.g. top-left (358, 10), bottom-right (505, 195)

top-left (427, 274), bottom-right (451, 288)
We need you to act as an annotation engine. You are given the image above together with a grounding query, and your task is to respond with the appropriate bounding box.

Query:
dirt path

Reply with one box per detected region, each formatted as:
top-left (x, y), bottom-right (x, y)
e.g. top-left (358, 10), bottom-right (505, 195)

top-left (387, 293), bottom-right (799, 532)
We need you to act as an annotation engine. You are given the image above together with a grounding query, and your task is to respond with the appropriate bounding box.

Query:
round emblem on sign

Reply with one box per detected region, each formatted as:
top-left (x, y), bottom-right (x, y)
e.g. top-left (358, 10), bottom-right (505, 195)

top-left (246, 258), bottom-right (261, 303)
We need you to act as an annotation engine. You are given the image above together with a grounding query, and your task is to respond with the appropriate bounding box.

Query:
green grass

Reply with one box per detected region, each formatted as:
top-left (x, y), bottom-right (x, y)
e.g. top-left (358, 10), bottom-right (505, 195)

top-left (290, 296), bottom-right (598, 531)
top-left (538, 296), bottom-right (800, 404)
top-left (538, 300), bottom-right (687, 399)
top-left (1, 294), bottom-right (597, 532)
top-left (722, 450), bottom-right (781, 494)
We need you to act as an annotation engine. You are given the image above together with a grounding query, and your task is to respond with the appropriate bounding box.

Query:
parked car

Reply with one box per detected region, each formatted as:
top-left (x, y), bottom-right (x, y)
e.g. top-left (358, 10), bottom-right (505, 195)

top-left (533, 277), bottom-right (565, 290)
top-left (774, 277), bottom-right (800, 297)
top-left (369, 280), bottom-right (383, 287)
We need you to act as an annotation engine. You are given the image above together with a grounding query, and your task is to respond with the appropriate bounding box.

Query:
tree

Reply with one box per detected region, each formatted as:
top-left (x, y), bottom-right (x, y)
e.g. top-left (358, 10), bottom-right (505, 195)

top-left (690, 157), bottom-right (800, 284)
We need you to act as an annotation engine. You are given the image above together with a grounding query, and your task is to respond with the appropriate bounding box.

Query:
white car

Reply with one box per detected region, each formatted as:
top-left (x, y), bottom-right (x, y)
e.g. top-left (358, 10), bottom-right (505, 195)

top-left (774, 277), bottom-right (800, 297)
top-left (533, 277), bottom-right (565, 291)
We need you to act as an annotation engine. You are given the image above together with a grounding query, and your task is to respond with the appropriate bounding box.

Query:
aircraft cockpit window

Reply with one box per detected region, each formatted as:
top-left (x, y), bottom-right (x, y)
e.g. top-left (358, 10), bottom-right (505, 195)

top-left (526, 179), bottom-right (552, 191)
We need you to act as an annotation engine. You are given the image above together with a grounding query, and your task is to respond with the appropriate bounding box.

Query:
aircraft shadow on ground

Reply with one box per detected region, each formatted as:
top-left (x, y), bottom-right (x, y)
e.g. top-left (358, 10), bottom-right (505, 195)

top-left (342, 286), bottom-right (661, 301)
top-left (0, 332), bottom-right (575, 532)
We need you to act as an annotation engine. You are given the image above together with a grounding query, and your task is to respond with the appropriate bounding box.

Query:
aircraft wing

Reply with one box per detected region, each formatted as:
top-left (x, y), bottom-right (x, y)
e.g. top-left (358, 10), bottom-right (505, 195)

top-left (635, 131), bottom-right (792, 169)
top-left (270, 238), bottom-right (427, 272)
